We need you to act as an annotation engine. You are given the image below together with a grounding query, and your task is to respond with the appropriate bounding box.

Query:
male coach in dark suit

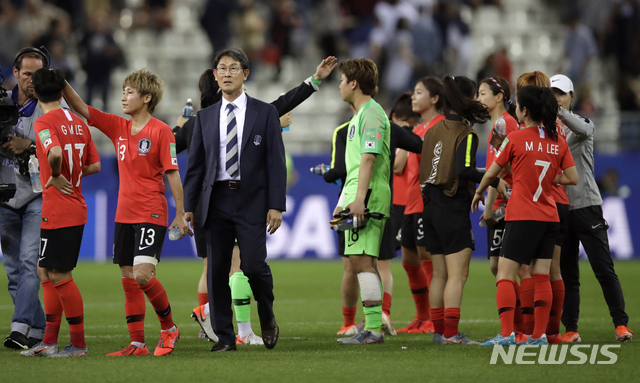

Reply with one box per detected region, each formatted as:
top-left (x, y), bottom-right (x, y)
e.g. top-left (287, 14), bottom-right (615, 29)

top-left (183, 48), bottom-right (287, 352)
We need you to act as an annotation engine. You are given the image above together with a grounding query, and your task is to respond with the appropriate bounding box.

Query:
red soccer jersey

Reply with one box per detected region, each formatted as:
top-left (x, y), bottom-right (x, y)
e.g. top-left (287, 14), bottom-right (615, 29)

top-left (392, 148), bottom-right (409, 206)
top-left (87, 106), bottom-right (179, 225)
top-left (495, 125), bottom-right (575, 222)
top-left (404, 115), bottom-right (445, 215)
top-left (35, 108), bottom-right (100, 229)
top-left (486, 112), bottom-right (518, 210)
top-left (550, 121), bottom-right (569, 205)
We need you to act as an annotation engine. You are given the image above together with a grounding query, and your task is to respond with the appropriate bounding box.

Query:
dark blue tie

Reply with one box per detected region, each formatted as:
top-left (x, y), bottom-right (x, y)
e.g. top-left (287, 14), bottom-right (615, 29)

top-left (225, 103), bottom-right (238, 177)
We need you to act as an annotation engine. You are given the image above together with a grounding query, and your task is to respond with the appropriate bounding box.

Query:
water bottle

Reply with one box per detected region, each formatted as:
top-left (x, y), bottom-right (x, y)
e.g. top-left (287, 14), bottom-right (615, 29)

top-left (494, 205), bottom-right (506, 221)
top-left (182, 98), bottom-right (194, 119)
top-left (331, 215), bottom-right (369, 231)
top-left (494, 115), bottom-right (506, 136)
top-left (168, 226), bottom-right (181, 241)
top-left (310, 164), bottom-right (330, 175)
top-left (28, 154), bottom-right (42, 193)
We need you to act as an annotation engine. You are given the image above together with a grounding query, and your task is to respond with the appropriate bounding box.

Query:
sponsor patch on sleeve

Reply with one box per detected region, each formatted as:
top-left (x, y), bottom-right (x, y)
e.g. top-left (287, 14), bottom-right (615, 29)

top-left (38, 129), bottom-right (51, 143)
top-left (170, 143), bottom-right (176, 157)
top-left (498, 138), bottom-right (509, 152)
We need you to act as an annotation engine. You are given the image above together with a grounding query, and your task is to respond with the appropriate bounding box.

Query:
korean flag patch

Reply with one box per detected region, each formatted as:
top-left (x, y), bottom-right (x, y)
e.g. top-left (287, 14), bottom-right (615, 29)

top-left (171, 157), bottom-right (178, 166)
top-left (365, 141), bottom-right (375, 149)
top-left (43, 138), bottom-right (52, 148)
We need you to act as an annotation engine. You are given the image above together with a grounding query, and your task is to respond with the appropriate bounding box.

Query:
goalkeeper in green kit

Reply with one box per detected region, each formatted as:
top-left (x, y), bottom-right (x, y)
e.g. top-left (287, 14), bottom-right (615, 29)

top-left (335, 58), bottom-right (391, 345)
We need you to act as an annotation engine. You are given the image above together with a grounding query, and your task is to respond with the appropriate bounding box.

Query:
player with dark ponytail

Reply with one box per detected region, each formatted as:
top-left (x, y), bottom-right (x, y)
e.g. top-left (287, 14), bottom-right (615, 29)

top-left (441, 76), bottom-right (491, 124)
top-left (474, 85), bottom-right (578, 347)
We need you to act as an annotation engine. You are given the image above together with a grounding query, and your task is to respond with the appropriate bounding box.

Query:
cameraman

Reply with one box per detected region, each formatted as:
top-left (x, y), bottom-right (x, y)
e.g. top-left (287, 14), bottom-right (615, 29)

top-left (0, 48), bottom-right (49, 350)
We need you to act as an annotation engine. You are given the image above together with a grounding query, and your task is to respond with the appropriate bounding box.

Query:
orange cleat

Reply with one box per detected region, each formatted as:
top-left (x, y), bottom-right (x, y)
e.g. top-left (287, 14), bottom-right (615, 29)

top-left (154, 327), bottom-right (180, 356)
top-left (547, 334), bottom-right (563, 344)
top-left (561, 331), bottom-right (581, 343)
top-left (616, 326), bottom-right (633, 343)
top-left (337, 324), bottom-right (358, 336)
top-left (409, 320), bottom-right (434, 334)
top-left (397, 318), bottom-right (421, 333)
top-left (516, 332), bottom-right (530, 343)
top-left (106, 344), bottom-right (150, 356)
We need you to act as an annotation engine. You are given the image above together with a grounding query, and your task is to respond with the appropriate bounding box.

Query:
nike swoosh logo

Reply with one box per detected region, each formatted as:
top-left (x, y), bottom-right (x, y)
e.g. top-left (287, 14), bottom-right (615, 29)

top-left (490, 246), bottom-right (500, 252)
top-left (416, 236), bottom-right (424, 240)
top-left (592, 224), bottom-right (602, 229)
top-left (138, 245), bottom-right (151, 250)
top-left (119, 136), bottom-right (127, 140)
top-left (38, 257), bottom-right (45, 262)
top-left (347, 243), bottom-right (355, 247)
top-left (33, 347), bottom-right (49, 355)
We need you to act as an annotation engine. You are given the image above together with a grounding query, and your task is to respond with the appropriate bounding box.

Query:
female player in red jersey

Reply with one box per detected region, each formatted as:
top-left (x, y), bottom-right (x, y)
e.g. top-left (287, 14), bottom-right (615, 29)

top-left (474, 86), bottom-right (578, 346)
top-left (476, 77), bottom-right (518, 277)
top-left (396, 77), bottom-right (444, 333)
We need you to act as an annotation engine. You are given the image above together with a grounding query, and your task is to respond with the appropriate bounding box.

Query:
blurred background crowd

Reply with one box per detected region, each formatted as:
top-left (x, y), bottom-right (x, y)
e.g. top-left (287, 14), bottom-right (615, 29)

top-left (1, 0), bottom-right (639, 154)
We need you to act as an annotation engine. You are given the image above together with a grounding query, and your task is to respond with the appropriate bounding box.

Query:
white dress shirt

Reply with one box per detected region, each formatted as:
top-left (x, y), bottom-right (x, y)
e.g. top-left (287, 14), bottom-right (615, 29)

top-left (218, 91), bottom-right (247, 181)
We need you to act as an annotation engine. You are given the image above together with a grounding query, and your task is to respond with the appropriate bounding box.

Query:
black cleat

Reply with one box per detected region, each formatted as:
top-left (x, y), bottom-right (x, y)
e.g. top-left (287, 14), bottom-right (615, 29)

top-left (4, 331), bottom-right (38, 350)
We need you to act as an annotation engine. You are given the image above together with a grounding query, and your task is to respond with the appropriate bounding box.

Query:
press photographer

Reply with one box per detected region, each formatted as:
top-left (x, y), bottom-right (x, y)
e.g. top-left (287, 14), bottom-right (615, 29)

top-left (0, 47), bottom-right (50, 350)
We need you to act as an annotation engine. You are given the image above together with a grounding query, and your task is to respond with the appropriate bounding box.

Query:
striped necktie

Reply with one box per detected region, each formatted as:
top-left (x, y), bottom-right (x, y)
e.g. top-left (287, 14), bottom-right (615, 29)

top-left (225, 103), bottom-right (239, 177)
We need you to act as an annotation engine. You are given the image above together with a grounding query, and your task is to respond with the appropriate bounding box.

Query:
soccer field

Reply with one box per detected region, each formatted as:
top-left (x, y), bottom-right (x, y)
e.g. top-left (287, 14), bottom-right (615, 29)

top-left (0, 259), bottom-right (638, 382)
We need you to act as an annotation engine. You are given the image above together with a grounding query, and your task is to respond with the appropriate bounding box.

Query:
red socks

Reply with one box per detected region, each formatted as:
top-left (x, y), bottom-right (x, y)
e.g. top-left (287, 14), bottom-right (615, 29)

top-left (496, 279), bottom-right (516, 337)
top-left (382, 292), bottom-right (392, 317)
top-left (444, 308), bottom-right (461, 338)
top-left (42, 280), bottom-right (63, 345)
top-left (122, 278), bottom-right (146, 343)
top-left (140, 277), bottom-right (174, 331)
top-left (520, 277), bottom-right (535, 335)
top-left (421, 259), bottom-right (433, 288)
top-left (532, 274), bottom-right (552, 339)
top-left (198, 292), bottom-right (208, 306)
top-left (513, 279), bottom-right (524, 333)
top-left (343, 306), bottom-right (356, 327)
top-left (54, 278), bottom-right (85, 348)
top-left (431, 307), bottom-right (444, 335)
top-left (403, 262), bottom-right (431, 321)
top-left (547, 279), bottom-right (565, 335)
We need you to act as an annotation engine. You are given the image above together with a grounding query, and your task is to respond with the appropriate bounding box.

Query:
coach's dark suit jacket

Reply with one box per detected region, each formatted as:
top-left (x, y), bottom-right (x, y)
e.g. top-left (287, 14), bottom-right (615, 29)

top-left (183, 94), bottom-right (286, 345)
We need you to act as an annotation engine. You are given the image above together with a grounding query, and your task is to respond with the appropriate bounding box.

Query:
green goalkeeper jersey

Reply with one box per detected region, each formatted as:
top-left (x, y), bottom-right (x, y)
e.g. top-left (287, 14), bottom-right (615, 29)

top-left (342, 99), bottom-right (391, 216)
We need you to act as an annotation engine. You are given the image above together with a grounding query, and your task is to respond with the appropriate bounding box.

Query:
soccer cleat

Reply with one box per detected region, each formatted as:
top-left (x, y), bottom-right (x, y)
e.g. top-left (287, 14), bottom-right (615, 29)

top-left (479, 333), bottom-right (517, 347)
top-left (4, 331), bottom-right (38, 350)
top-left (191, 305), bottom-right (218, 342)
top-left (521, 334), bottom-right (548, 346)
top-left (49, 344), bottom-right (88, 357)
top-left (561, 331), bottom-right (581, 343)
top-left (356, 320), bottom-right (366, 333)
top-left (106, 344), bottom-right (150, 356)
top-left (432, 333), bottom-right (447, 344)
top-left (397, 318), bottom-right (421, 333)
top-left (154, 327), bottom-right (180, 356)
top-left (516, 332), bottom-right (530, 343)
top-left (547, 334), bottom-right (563, 344)
top-left (381, 313), bottom-right (397, 336)
top-left (616, 326), bottom-right (633, 342)
top-left (337, 330), bottom-right (384, 345)
top-left (21, 342), bottom-right (59, 357)
top-left (198, 329), bottom-right (207, 340)
top-left (236, 332), bottom-right (264, 345)
top-left (410, 320), bottom-right (434, 334)
top-left (336, 325), bottom-right (358, 336)
top-left (443, 333), bottom-right (479, 345)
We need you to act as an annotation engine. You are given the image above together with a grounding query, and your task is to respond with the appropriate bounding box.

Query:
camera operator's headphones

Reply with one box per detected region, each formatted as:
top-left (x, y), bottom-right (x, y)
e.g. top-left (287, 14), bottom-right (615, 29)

top-left (13, 46), bottom-right (50, 70)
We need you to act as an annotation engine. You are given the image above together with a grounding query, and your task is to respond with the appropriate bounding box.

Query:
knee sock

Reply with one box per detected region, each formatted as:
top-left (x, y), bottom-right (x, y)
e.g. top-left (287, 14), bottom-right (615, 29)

top-left (547, 279), bottom-right (565, 336)
top-left (342, 306), bottom-right (357, 327)
top-left (198, 293), bottom-right (208, 306)
top-left (513, 279), bottom-right (524, 333)
top-left (402, 262), bottom-right (430, 321)
top-left (230, 272), bottom-right (253, 337)
top-left (141, 277), bottom-right (174, 331)
top-left (54, 278), bottom-right (85, 348)
top-left (422, 259), bottom-right (433, 288)
top-left (42, 280), bottom-right (63, 345)
top-left (520, 277), bottom-right (535, 335)
top-left (532, 274), bottom-right (552, 339)
top-left (431, 307), bottom-right (444, 335)
top-left (382, 292), bottom-right (392, 317)
top-left (496, 279), bottom-right (516, 337)
top-left (358, 272), bottom-right (382, 333)
top-left (122, 278), bottom-right (145, 344)
top-left (443, 308), bottom-right (461, 338)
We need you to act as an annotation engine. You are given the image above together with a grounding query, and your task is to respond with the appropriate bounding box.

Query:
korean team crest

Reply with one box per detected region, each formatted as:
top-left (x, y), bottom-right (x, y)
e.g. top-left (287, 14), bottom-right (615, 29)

top-left (138, 138), bottom-right (151, 154)
top-left (253, 135), bottom-right (262, 146)
top-left (349, 125), bottom-right (355, 139)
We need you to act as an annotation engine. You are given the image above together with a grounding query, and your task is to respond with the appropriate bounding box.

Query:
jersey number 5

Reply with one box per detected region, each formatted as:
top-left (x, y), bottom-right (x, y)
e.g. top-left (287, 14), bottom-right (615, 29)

top-left (64, 143), bottom-right (86, 187)
top-left (533, 160), bottom-right (551, 202)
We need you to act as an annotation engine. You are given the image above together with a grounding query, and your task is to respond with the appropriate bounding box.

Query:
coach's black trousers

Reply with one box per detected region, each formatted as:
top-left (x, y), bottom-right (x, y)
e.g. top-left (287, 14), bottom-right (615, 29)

top-left (560, 205), bottom-right (629, 332)
top-left (204, 187), bottom-right (275, 345)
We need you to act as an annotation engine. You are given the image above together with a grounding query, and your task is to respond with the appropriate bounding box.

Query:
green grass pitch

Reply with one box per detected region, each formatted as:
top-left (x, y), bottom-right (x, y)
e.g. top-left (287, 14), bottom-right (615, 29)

top-left (1, 259), bottom-right (638, 382)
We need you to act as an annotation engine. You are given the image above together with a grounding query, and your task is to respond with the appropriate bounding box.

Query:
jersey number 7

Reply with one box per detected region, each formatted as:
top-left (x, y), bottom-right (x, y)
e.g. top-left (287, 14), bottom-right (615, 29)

top-left (533, 160), bottom-right (551, 202)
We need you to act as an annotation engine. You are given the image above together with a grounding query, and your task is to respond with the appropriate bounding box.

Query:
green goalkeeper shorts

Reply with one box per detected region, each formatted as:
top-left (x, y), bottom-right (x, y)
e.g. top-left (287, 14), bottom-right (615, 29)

top-left (344, 218), bottom-right (386, 257)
